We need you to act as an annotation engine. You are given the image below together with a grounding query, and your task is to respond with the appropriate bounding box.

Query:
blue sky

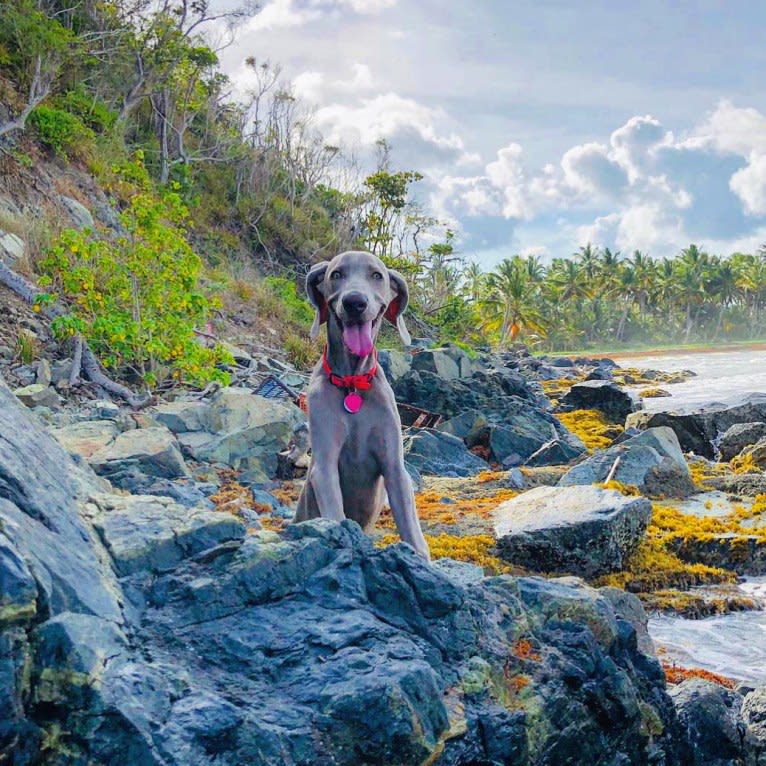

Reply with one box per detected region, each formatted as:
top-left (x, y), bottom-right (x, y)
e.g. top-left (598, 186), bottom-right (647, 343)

top-left (218, 0), bottom-right (766, 267)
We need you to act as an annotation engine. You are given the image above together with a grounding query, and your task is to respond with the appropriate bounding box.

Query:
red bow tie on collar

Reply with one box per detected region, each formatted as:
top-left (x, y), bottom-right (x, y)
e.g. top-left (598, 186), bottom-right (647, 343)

top-left (322, 347), bottom-right (378, 391)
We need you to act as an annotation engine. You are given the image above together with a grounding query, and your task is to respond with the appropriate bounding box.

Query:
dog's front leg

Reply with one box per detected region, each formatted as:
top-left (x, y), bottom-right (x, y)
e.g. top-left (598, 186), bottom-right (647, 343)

top-left (384, 462), bottom-right (429, 560)
top-left (309, 455), bottom-right (346, 522)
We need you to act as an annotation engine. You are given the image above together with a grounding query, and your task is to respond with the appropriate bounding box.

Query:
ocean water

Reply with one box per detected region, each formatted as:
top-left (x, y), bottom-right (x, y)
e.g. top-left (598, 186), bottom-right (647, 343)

top-left (613, 348), bottom-right (766, 412)
top-left (610, 348), bottom-right (766, 682)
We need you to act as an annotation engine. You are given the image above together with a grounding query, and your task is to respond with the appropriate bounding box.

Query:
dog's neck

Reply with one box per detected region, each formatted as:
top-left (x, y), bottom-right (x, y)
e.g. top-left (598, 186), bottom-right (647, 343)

top-left (325, 315), bottom-right (377, 377)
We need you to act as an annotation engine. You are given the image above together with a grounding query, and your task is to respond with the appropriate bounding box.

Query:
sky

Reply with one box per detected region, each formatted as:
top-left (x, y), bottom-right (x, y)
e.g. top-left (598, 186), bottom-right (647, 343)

top-left (217, 0), bottom-right (766, 267)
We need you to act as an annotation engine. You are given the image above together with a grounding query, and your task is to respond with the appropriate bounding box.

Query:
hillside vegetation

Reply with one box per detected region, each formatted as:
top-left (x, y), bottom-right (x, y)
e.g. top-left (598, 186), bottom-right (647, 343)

top-left (1, 0), bottom-right (766, 391)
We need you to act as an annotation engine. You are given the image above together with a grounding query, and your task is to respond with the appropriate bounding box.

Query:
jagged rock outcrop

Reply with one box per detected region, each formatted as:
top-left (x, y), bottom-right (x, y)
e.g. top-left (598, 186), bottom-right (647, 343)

top-left (560, 380), bottom-right (643, 422)
top-left (0, 375), bottom-right (694, 765)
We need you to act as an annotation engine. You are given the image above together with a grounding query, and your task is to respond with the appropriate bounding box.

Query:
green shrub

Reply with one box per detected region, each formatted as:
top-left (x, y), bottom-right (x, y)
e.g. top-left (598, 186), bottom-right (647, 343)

top-left (57, 88), bottom-right (116, 133)
top-left (262, 276), bottom-right (314, 328)
top-left (38, 178), bottom-right (232, 389)
top-left (28, 105), bottom-right (94, 158)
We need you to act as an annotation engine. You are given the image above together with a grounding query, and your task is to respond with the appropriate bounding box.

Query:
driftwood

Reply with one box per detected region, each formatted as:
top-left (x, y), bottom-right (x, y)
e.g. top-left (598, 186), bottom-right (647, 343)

top-left (0, 259), bottom-right (149, 408)
top-left (605, 455), bottom-right (622, 484)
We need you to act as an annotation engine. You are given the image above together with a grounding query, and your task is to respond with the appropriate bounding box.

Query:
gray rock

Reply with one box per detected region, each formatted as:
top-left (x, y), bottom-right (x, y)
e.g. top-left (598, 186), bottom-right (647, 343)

top-left (494, 485), bottom-right (652, 576)
top-left (738, 436), bottom-right (766, 470)
top-left (560, 380), bottom-right (643, 422)
top-left (0, 375), bottom-right (694, 766)
top-left (670, 679), bottom-right (753, 766)
top-left (742, 686), bottom-right (766, 749)
top-left (436, 410), bottom-right (487, 440)
top-left (524, 438), bottom-right (584, 467)
top-left (50, 419), bottom-right (119, 459)
top-left (628, 393), bottom-right (766, 459)
top-left (59, 195), bottom-right (95, 229)
top-left (34, 359), bottom-right (51, 387)
top-left (403, 428), bottom-right (488, 477)
top-left (90, 427), bottom-right (190, 479)
top-left (50, 358), bottom-right (74, 385)
top-left (93, 493), bottom-right (244, 576)
top-left (12, 383), bottom-right (60, 409)
top-left (0, 230), bottom-right (24, 265)
top-left (411, 348), bottom-right (461, 380)
top-left (559, 426), bottom-right (695, 497)
top-left (599, 586), bottom-right (655, 655)
top-left (153, 399), bottom-right (208, 433)
top-left (91, 399), bottom-right (121, 420)
top-left (378, 349), bottom-right (412, 382)
top-left (718, 422), bottom-right (766, 461)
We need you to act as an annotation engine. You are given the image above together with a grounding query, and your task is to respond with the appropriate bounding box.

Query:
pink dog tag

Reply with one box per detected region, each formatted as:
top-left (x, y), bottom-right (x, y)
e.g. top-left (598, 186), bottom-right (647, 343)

top-left (343, 392), bottom-right (363, 413)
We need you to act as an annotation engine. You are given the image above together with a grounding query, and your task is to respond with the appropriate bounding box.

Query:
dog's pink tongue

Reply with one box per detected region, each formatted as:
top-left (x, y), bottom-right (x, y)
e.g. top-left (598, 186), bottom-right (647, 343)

top-left (342, 322), bottom-right (374, 356)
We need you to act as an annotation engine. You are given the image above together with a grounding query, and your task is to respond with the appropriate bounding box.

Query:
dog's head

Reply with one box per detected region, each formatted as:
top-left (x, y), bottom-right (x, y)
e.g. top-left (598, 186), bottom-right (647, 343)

top-left (306, 250), bottom-right (411, 356)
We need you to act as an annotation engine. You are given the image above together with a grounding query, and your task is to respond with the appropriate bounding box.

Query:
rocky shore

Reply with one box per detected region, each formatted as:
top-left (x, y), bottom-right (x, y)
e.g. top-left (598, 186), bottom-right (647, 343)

top-left (3, 321), bottom-right (766, 764)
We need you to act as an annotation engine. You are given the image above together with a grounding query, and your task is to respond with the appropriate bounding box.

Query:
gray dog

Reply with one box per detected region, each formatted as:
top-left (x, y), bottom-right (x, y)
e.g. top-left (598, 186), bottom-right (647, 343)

top-left (294, 250), bottom-right (429, 559)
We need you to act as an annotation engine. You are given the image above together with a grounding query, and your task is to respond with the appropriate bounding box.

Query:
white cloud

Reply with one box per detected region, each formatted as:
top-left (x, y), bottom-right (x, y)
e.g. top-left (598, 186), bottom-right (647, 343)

top-left (730, 155), bottom-right (766, 216)
top-left (247, 0), bottom-right (397, 32)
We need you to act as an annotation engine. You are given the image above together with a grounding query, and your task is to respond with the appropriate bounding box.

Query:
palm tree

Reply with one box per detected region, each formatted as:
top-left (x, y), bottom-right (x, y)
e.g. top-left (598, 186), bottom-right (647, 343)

top-left (482, 258), bottom-right (547, 346)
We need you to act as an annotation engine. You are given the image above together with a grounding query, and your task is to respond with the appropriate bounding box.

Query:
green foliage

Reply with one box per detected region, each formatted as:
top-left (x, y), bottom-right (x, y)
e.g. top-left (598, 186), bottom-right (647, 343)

top-left (28, 105), bottom-right (94, 158)
top-left (57, 88), bottom-right (117, 133)
top-left (38, 178), bottom-right (231, 389)
top-left (262, 276), bottom-right (314, 327)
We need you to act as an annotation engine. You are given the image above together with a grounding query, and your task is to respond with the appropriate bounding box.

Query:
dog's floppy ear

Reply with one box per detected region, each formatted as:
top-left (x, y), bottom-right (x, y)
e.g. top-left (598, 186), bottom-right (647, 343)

top-left (306, 261), bottom-right (330, 340)
top-left (384, 268), bottom-right (411, 346)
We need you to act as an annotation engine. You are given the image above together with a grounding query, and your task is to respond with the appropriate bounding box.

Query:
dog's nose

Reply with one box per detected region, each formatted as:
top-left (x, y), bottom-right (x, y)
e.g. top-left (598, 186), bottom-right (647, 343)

top-left (342, 292), bottom-right (368, 316)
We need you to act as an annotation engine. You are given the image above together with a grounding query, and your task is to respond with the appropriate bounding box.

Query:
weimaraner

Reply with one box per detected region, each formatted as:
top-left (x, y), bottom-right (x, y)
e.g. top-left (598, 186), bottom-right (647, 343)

top-left (294, 250), bottom-right (429, 559)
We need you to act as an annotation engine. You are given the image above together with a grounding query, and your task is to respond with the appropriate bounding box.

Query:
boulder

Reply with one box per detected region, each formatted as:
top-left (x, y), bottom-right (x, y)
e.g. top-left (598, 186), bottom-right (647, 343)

top-left (493, 485), bottom-right (652, 576)
top-left (436, 409), bottom-right (487, 441)
top-left (629, 393), bottom-right (766, 459)
top-left (411, 348), bottom-right (461, 380)
top-left (742, 686), bottom-right (766, 749)
top-left (718, 422), bottom-right (766, 461)
top-left (378, 349), bottom-right (412, 382)
top-left (90, 427), bottom-right (190, 480)
top-left (50, 420), bottom-right (119, 459)
top-left (0, 231), bottom-right (24, 265)
top-left (524, 438), bottom-right (585, 467)
top-left (670, 679), bottom-right (754, 766)
top-left (403, 429), bottom-right (488, 477)
top-left (559, 426), bottom-right (695, 497)
top-left (153, 399), bottom-right (208, 433)
top-left (560, 380), bottom-right (642, 422)
top-left (12, 383), bottom-right (60, 409)
top-left (59, 195), bottom-right (95, 229)
top-left (738, 436), bottom-right (766, 470)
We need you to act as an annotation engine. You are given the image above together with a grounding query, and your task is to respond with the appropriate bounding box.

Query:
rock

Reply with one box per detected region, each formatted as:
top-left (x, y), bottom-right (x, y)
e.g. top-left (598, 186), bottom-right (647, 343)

top-left (524, 438), bottom-right (584, 467)
top-left (90, 427), bottom-right (190, 480)
top-left (479, 421), bottom-right (571, 466)
top-left (93, 494), bottom-right (244, 576)
top-left (0, 345), bottom-right (13, 361)
top-left (49, 358), bottom-right (73, 386)
top-left (0, 230), bottom-right (25, 265)
top-left (34, 359), bottom-right (51, 387)
top-left (599, 586), bottom-right (655, 655)
top-left (378, 349), bottom-right (412, 382)
top-left (670, 679), bottom-right (753, 766)
top-left (0, 375), bottom-right (694, 765)
top-left (560, 380), bottom-right (642, 422)
top-left (718, 422), bottom-right (766, 461)
top-left (436, 410), bottom-right (487, 440)
top-left (183, 389), bottom-right (304, 478)
top-left (629, 393), bottom-right (766, 459)
top-left (403, 429), bottom-right (488, 477)
top-left (59, 195), bottom-right (95, 229)
top-left (742, 687), bottom-right (766, 749)
top-left (559, 426), bottom-right (695, 498)
top-left (411, 348), bottom-right (461, 380)
top-left (494, 485), bottom-right (652, 576)
top-left (12, 383), bottom-right (60, 409)
top-left (50, 419), bottom-right (119, 459)
top-left (738, 436), bottom-right (766, 469)
top-left (154, 399), bottom-right (208, 433)
top-left (91, 399), bottom-right (121, 420)
top-left (220, 341), bottom-right (252, 365)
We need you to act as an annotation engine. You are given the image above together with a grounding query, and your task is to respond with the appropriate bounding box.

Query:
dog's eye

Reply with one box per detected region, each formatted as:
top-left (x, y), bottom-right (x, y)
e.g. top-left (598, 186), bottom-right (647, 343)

top-left (330, 271), bottom-right (342, 280)
top-left (371, 271), bottom-right (383, 280)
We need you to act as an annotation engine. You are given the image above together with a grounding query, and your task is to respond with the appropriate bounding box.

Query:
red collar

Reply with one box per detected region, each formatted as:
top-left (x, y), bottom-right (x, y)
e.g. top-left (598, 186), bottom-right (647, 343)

top-left (322, 347), bottom-right (378, 391)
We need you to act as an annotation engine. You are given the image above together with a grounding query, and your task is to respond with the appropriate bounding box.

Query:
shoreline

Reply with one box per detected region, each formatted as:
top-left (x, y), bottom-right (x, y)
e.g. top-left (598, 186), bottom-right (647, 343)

top-left (547, 340), bottom-right (766, 361)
